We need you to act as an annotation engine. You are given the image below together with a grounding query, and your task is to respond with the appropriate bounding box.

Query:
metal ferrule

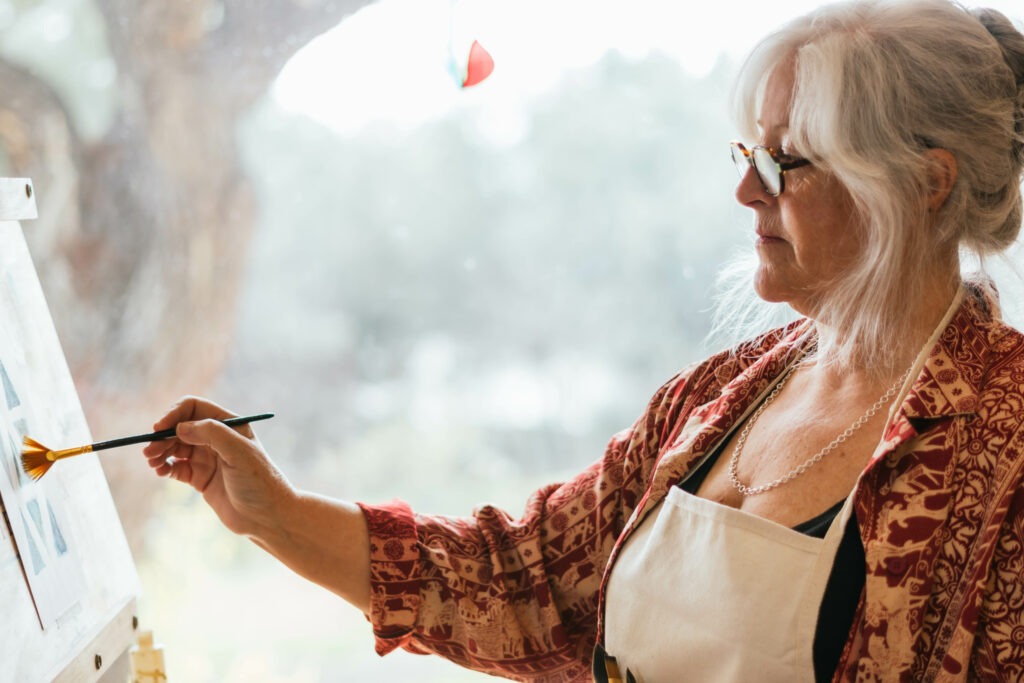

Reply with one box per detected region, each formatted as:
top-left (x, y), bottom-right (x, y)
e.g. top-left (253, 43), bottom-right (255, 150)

top-left (47, 444), bottom-right (94, 462)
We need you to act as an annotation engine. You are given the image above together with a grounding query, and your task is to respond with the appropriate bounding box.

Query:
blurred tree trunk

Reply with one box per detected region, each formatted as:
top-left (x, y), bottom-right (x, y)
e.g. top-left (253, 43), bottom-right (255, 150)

top-left (0, 0), bottom-right (373, 552)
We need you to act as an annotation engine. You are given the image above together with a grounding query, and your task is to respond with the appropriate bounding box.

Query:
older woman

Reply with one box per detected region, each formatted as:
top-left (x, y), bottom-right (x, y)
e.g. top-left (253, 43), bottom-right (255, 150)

top-left (145, 1), bottom-right (1024, 681)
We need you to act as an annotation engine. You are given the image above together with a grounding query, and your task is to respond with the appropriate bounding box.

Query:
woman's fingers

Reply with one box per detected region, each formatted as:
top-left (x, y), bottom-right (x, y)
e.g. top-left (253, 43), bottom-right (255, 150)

top-left (145, 441), bottom-right (186, 478)
top-left (152, 395), bottom-right (237, 431)
top-left (142, 437), bottom-right (177, 459)
top-left (174, 419), bottom-right (254, 467)
top-left (148, 445), bottom-right (213, 490)
top-left (145, 396), bottom-right (246, 486)
top-left (167, 456), bottom-right (197, 485)
top-left (146, 442), bottom-right (179, 470)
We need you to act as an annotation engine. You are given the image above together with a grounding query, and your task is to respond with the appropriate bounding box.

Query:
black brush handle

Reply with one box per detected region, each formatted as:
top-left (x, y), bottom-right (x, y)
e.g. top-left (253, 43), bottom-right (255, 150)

top-left (90, 413), bottom-right (275, 452)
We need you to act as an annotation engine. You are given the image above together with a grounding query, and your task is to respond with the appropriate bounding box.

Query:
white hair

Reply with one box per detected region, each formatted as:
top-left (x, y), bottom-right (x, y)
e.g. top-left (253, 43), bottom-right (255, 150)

top-left (710, 0), bottom-right (1024, 372)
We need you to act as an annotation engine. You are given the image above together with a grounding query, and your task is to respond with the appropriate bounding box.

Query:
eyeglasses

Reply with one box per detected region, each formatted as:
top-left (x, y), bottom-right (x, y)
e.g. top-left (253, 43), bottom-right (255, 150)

top-left (729, 141), bottom-right (811, 196)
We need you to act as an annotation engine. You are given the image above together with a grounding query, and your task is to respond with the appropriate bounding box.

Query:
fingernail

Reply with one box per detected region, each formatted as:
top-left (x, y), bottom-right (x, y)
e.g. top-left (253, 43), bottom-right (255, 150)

top-left (178, 422), bottom-right (194, 435)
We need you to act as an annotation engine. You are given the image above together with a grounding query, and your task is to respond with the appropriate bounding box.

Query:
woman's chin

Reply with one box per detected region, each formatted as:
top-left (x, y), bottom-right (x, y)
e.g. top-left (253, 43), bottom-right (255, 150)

top-left (752, 273), bottom-right (787, 304)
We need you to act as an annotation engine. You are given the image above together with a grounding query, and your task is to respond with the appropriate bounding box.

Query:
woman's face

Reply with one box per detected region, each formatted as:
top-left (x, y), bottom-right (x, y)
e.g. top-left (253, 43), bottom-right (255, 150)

top-left (735, 61), bottom-right (865, 319)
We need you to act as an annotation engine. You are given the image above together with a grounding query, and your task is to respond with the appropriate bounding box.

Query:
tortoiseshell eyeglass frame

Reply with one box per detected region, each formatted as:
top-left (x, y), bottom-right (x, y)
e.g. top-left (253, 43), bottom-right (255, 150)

top-left (730, 141), bottom-right (812, 196)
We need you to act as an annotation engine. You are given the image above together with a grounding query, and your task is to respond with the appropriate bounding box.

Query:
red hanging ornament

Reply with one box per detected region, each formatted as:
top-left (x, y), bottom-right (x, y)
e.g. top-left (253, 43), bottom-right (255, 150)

top-left (462, 39), bottom-right (494, 87)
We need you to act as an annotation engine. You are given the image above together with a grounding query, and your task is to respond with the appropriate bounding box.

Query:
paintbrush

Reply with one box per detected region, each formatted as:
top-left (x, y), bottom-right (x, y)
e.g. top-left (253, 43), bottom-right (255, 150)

top-left (20, 413), bottom-right (274, 481)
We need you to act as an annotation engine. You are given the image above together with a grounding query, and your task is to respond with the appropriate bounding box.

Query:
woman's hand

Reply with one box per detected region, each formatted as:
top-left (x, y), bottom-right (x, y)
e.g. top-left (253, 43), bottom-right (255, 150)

top-left (142, 395), bottom-right (293, 538)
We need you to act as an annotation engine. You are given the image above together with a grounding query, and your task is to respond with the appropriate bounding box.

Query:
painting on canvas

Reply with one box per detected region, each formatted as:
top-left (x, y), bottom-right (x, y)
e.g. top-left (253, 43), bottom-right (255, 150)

top-left (0, 223), bottom-right (87, 629)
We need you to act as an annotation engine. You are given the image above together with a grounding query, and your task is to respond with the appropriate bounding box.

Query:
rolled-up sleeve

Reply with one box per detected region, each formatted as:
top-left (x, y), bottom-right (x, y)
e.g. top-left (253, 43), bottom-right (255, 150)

top-left (357, 447), bottom-right (631, 680)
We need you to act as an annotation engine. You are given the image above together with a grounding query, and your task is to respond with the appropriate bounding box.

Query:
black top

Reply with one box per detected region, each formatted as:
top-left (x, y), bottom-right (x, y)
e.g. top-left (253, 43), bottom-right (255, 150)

top-left (675, 445), bottom-right (865, 683)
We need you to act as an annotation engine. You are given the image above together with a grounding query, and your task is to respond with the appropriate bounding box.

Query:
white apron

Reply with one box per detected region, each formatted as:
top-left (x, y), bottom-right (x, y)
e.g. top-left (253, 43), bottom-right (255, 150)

top-left (602, 484), bottom-right (854, 682)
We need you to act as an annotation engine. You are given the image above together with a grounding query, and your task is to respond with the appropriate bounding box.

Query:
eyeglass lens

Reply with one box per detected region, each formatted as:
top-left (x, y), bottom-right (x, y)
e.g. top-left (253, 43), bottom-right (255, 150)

top-left (752, 147), bottom-right (782, 194)
top-left (730, 143), bottom-right (782, 195)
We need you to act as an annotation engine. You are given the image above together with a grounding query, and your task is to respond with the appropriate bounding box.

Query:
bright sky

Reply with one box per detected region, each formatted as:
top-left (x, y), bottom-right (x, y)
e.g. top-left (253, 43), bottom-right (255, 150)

top-left (275, 0), bottom-right (1024, 137)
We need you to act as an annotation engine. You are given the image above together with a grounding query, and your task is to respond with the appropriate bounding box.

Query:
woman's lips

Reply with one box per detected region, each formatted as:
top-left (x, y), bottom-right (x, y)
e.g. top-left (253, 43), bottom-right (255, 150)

top-left (756, 232), bottom-right (785, 246)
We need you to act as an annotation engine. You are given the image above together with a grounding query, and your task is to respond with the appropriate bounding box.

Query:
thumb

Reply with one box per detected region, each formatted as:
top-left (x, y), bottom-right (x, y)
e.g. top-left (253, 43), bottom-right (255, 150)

top-left (176, 419), bottom-right (253, 464)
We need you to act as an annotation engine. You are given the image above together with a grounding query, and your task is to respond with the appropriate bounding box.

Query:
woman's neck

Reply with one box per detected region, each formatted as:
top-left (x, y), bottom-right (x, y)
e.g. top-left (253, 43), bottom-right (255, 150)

top-left (807, 272), bottom-right (963, 388)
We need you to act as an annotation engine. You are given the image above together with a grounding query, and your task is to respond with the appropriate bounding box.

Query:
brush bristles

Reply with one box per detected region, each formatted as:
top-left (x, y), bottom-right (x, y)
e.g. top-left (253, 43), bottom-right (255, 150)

top-left (21, 436), bottom-right (53, 481)
top-left (22, 436), bottom-right (47, 453)
top-left (20, 453), bottom-right (53, 481)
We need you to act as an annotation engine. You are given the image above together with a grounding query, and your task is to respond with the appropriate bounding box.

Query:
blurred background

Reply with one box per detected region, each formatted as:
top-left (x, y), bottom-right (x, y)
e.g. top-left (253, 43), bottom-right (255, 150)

top-left (1, 0), bottom-right (1021, 680)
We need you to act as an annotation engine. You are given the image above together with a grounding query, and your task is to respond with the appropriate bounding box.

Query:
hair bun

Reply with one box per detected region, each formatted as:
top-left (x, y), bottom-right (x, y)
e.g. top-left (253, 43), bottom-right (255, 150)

top-left (973, 8), bottom-right (1024, 88)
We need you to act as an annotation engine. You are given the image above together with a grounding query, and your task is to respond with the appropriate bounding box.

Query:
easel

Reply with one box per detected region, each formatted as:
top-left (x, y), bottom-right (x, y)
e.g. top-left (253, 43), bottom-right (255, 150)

top-left (0, 178), bottom-right (140, 682)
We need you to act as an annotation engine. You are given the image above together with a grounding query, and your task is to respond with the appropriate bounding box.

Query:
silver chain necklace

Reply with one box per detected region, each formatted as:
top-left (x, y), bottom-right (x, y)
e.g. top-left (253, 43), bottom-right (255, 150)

top-left (727, 365), bottom-right (910, 496)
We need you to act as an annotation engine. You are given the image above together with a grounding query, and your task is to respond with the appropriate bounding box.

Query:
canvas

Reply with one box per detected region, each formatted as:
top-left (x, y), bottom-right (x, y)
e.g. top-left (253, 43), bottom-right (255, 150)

top-left (0, 221), bottom-right (87, 629)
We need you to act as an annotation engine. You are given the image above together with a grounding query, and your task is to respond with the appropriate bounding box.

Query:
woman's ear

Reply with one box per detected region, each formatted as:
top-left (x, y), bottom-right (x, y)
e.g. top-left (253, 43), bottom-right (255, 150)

top-left (924, 148), bottom-right (958, 211)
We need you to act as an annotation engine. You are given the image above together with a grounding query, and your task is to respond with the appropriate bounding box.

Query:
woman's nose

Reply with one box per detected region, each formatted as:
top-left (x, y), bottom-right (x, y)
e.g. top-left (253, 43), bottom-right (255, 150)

top-left (735, 165), bottom-right (771, 207)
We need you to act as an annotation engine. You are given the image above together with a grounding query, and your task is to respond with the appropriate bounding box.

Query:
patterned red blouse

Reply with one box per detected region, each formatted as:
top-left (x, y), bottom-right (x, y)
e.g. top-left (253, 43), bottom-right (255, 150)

top-left (358, 283), bottom-right (1024, 682)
